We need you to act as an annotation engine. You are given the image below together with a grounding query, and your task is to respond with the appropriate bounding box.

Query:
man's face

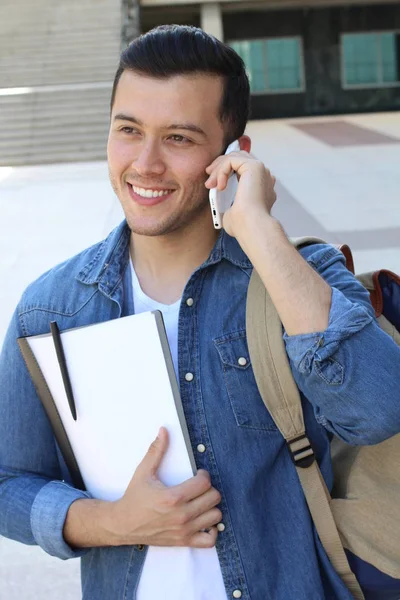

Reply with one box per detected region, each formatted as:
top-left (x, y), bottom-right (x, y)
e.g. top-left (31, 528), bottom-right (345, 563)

top-left (108, 70), bottom-right (227, 236)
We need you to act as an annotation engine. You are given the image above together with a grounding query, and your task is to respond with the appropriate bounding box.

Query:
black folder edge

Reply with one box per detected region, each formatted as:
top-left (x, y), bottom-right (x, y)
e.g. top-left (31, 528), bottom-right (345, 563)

top-left (17, 337), bottom-right (86, 491)
top-left (17, 311), bottom-right (196, 493)
top-left (152, 310), bottom-right (198, 476)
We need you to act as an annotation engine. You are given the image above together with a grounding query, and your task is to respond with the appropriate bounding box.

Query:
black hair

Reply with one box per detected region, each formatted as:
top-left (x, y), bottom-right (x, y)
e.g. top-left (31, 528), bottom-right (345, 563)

top-left (110, 24), bottom-right (250, 145)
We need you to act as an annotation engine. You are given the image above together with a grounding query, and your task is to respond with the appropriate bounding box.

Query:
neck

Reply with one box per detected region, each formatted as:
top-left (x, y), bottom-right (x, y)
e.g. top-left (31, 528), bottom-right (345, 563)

top-left (130, 212), bottom-right (219, 305)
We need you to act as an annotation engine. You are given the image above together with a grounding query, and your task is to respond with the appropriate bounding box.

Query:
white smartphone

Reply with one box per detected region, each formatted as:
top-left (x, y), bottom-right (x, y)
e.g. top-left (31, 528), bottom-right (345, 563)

top-left (209, 139), bottom-right (240, 229)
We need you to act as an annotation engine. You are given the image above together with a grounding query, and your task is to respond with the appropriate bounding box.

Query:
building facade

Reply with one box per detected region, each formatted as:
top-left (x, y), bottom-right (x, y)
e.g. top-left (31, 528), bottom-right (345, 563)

top-left (137, 0), bottom-right (400, 119)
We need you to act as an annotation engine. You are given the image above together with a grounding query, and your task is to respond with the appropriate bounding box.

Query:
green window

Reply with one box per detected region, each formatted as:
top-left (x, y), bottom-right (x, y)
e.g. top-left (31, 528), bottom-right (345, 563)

top-left (230, 37), bottom-right (304, 94)
top-left (342, 32), bottom-right (400, 87)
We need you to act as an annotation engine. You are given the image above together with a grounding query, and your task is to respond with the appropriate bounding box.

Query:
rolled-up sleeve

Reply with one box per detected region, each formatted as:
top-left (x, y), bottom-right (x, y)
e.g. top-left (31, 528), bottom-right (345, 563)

top-left (0, 306), bottom-right (90, 560)
top-left (284, 244), bottom-right (400, 445)
top-left (31, 480), bottom-right (91, 559)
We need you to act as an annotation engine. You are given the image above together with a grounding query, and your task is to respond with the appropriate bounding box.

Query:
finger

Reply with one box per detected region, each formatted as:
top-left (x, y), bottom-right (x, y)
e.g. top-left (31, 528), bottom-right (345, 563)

top-left (205, 154), bottom-right (226, 174)
top-left (187, 527), bottom-right (218, 548)
top-left (171, 469), bottom-right (212, 502)
top-left (205, 173), bottom-right (218, 189)
top-left (206, 150), bottom-right (244, 173)
top-left (137, 427), bottom-right (169, 479)
top-left (271, 175), bottom-right (276, 188)
top-left (205, 154), bottom-right (240, 188)
top-left (186, 487), bottom-right (222, 520)
top-left (188, 508), bottom-right (223, 535)
top-left (208, 160), bottom-right (236, 191)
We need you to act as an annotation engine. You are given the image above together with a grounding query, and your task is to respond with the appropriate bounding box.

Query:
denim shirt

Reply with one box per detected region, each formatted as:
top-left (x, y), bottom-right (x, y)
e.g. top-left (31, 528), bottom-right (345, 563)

top-left (1, 221), bottom-right (399, 600)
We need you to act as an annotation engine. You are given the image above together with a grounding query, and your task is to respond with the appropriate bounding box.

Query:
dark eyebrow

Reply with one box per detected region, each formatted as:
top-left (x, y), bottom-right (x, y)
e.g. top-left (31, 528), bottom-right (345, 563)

top-left (113, 114), bottom-right (207, 138)
top-left (113, 114), bottom-right (143, 125)
top-left (167, 123), bottom-right (207, 138)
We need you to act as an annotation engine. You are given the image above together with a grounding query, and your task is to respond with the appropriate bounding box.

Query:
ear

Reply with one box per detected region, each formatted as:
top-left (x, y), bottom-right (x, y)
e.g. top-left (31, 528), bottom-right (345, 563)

top-left (238, 135), bottom-right (251, 153)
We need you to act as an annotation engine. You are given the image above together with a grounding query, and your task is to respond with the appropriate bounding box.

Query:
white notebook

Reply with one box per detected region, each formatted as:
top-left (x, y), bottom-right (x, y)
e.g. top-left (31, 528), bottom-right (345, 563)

top-left (18, 311), bottom-right (196, 499)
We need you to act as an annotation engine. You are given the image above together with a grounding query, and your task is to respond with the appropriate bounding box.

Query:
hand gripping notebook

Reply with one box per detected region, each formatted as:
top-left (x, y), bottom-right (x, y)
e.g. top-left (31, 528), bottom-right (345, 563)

top-left (17, 311), bottom-right (196, 498)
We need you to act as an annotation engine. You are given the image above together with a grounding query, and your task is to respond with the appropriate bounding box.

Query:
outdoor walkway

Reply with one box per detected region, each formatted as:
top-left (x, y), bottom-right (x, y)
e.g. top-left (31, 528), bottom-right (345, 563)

top-left (0, 111), bottom-right (399, 599)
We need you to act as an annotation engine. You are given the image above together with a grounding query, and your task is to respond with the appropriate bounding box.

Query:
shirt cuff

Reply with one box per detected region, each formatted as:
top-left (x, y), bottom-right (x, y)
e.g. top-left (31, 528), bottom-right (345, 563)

top-left (31, 480), bottom-right (92, 559)
top-left (284, 286), bottom-right (374, 375)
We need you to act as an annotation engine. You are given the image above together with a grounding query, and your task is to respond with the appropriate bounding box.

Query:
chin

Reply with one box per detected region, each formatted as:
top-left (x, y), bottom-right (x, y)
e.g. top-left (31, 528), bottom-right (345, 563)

top-left (123, 192), bottom-right (210, 237)
top-left (126, 213), bottom-right (187, 237)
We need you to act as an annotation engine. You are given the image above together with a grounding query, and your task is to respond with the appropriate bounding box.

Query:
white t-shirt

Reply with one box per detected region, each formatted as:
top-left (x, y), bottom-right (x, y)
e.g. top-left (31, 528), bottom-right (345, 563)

top-left (130, 262), bottom-right (227, 600)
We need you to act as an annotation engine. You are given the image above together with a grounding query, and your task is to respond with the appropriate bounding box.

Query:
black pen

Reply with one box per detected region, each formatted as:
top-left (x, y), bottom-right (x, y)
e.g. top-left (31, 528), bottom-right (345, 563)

top-left (50, 321), bottom-right (77, 421)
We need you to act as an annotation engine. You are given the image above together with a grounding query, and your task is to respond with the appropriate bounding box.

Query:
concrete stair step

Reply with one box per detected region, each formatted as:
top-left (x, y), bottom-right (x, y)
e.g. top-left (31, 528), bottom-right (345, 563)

top-left (0, 100), bottom-right (111, 113)
top-left (1, 146), bottom-right (107, 166)
top-left (0, 104), bottom-right (111, 120)
top-left (0, 69), bottom-right (118, 83)
top-left (1, 140), bottom-right (107, 154)
top-left (2, 18), bottom-right (120, 27)
top-left (1, 55), bottom-right (119, 65)
top-left (0, 146), bottom-right (108, 161)
top-left (1, 1), bottom-right (119, 9)
top-left (1, 97), bottom-right (110, 109)
top-left (0, 127), bottom-right (108, 143)
top-left (0, 85), bottom-right (112, 95)
top-left (2, 7), bottom-right (120, 18)
top-left (0, 120), bottom-right (110, 135)
top-left (0, 91), bottom-right (111, 106)
top-left (0, 110), bottom-right (110, 126)
top-left (0, 121), bottom-right (109, 138)
top-left (0, 126), bottom-right (109, 147)
top-left (1, 62), bottom-right (118, 73)
top-left (2, 22), bottom-right (120, 36)
top-left (1, 41), bottom-right (119, 53)
top-left (1, 151), bottom-right (107, 167)
top-left (0, 69), bottom-right (118, 82)
top-left (3, 3), bottom-right (120, 11)
top-left (0, 130), bottom-right (108, 148)
top-left (1, 29), bottom-right (120, 42)
top-left (0, 140), bottom-right (108, 158)
top-left (0, 43), bottom-right (120, 57)
top-left (0, 108), bottom-right (110, 124)
top-left (1, 76), bottom-right (116, 88)
top-left (0, 123), bottom-right (110, 137)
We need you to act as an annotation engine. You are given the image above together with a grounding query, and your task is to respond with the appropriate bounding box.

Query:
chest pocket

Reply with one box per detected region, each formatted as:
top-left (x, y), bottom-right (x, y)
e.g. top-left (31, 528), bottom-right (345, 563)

top-left (214, 330), bottom-right (279, 432)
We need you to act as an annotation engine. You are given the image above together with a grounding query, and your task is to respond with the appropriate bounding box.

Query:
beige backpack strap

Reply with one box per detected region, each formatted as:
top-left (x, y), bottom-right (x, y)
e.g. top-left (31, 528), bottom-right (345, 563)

top-left (246, 269), bottom-right (365, 600)
top-left (378, 314), bottom-right (400, 344)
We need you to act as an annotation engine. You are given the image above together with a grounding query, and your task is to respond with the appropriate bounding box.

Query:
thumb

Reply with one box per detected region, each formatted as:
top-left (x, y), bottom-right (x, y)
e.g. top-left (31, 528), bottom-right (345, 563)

top-left (140, 427), bottom-right (169, 478)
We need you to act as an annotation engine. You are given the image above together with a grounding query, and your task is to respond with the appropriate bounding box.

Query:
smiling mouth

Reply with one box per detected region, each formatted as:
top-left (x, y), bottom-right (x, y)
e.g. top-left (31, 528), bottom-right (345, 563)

top-left (127, 183), bottom-right (175, 206)
top-left (128, 184), bottom-right (175, 199)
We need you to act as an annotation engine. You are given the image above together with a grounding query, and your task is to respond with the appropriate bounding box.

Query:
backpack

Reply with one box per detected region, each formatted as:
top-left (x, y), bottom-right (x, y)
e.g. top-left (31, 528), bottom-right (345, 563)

top-left (246, 237), bottom-right (400, 600)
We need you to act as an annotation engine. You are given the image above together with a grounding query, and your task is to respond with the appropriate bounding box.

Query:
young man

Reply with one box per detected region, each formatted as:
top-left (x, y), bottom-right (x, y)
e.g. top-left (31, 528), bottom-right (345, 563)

top-left (0, 25), bottom-right (399, 600)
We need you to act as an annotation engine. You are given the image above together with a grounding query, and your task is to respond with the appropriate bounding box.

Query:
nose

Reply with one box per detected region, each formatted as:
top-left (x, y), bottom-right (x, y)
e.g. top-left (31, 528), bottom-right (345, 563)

top-left (132, 139), bottom-right (166, 178)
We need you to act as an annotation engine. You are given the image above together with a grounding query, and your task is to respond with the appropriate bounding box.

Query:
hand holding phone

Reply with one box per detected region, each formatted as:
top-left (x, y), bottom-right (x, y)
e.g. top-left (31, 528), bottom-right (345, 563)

top-left (209, 140), bottom-right (240, 229)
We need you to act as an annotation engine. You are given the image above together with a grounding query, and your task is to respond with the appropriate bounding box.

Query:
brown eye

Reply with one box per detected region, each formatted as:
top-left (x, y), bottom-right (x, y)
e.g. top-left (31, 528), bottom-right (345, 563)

top-left (168, 135), bottom-right (191, 144)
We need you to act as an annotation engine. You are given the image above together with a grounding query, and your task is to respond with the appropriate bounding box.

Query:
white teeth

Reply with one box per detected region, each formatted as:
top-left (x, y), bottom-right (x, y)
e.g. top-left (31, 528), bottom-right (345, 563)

top-left (131, 185), bottom-right (172, 198)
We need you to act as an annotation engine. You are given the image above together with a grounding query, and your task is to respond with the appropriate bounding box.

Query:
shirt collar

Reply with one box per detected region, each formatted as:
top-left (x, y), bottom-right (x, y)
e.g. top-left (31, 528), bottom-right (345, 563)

top-left (205, 229), bottom-right (252, 269)
top-left (77, 220), bottom-right (252, 288)
top-left (76, 220), bottom-right (131, 289)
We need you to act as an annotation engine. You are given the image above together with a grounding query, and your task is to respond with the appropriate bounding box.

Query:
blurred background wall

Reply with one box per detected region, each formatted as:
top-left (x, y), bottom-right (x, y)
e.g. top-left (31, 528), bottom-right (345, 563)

top-left (141, 1), bottom-right (400, 120)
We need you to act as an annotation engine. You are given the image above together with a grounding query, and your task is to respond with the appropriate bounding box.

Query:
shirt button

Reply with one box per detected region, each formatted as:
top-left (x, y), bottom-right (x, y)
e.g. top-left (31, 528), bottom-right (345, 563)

top-left (185, 372), bottom-right (194, 382)
top-left (217, 522), bottom-right (225, 532)
top-left (197, 444), bottom-right (206, 453)
top-left (233, 591), bottom-right (242, 599)
top-left (237, 357), bottom-right (247, 366)
top-left (186, 297), bottom-right (194, 307)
